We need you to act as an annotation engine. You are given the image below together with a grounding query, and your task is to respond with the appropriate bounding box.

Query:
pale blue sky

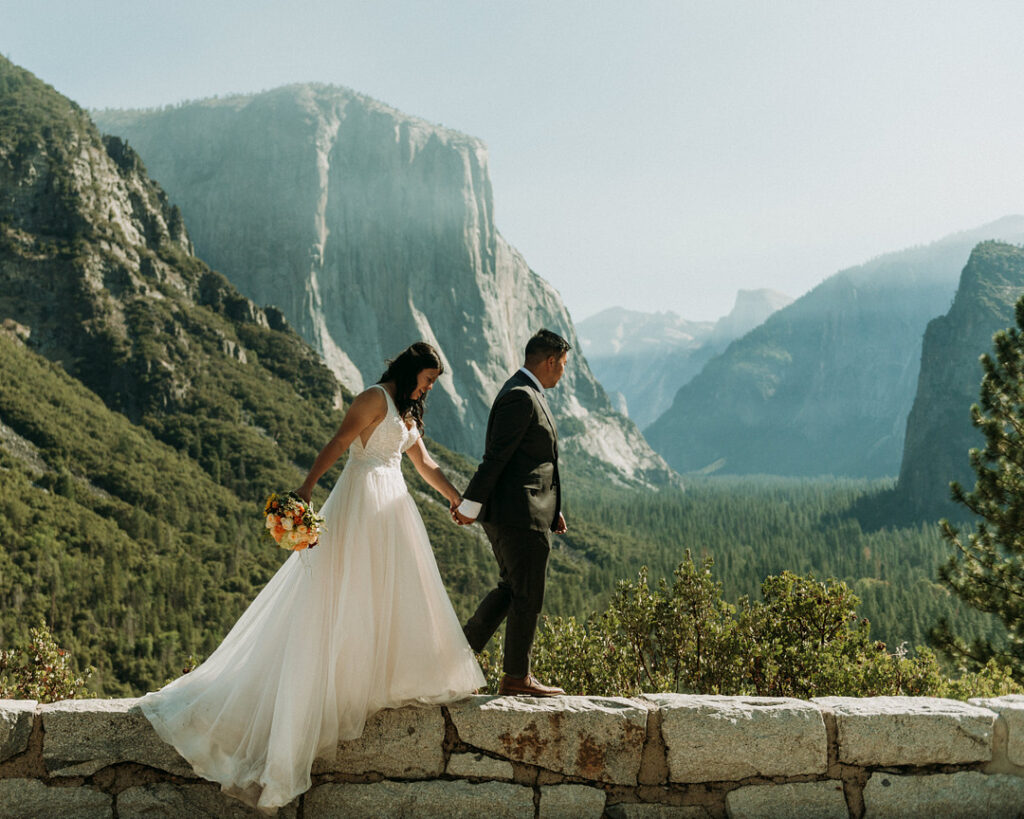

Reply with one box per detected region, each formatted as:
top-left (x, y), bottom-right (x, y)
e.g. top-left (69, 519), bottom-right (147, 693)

top-left (5, 1), bottom-right (1024, 321)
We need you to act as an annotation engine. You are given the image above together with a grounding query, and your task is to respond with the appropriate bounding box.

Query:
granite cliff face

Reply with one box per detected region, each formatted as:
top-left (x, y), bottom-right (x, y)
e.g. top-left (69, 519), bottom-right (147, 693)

top-left (895, 242), bottom-right (1024, 518)
top-left (708, 289), bottom-right (794, 347)
top-left (645, 219), bottom-right (1024, 478)
top-left (578, 289), bottom-right (791, 427)
top-left (94, 87), bottom-right (673, 485)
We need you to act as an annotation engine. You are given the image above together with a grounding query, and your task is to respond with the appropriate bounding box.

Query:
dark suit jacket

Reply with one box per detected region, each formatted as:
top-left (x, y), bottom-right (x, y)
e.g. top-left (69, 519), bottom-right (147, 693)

top-left (464, 370), bottom-right (561, 532)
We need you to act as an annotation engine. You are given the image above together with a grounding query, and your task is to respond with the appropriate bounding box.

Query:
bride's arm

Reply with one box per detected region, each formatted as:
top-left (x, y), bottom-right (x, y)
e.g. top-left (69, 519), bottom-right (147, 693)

top-left (295, 389), bottom-right (386, 501)
top-left (405, 438), bottom-right (462, 508)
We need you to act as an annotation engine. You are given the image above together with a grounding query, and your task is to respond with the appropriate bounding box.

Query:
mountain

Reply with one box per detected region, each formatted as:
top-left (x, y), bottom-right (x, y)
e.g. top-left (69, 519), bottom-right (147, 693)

top-left (1, 56), bottom-right (694, 697)
top-left (578, 289), bottom-right (791, 427)
top-left (708, 289), bottom-right (794, 347)
top-left (645, 218), bottom-right (1024, 478)
top-left (92, 87), bottom-right (674, 487)
top-left (0, 56), bottom-right (512, 693)
top-left (894, 241), bottom-right (1024, 519)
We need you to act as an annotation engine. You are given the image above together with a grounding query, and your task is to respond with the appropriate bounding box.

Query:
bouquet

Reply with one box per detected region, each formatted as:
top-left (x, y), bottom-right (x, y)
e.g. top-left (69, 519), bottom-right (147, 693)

top-left (263, 492), bottom-right (325, 551)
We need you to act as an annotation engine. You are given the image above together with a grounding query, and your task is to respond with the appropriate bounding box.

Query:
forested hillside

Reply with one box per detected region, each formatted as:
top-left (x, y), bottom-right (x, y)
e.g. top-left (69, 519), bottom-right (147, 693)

top-left (1, 324), bottom-right (1002, 694)
top-left (563, 476), bottom-right (1002, 653)
top-left (2, 321), bottom-right (1001, 694)
top-left (0, 329), bottom-right (495, 694)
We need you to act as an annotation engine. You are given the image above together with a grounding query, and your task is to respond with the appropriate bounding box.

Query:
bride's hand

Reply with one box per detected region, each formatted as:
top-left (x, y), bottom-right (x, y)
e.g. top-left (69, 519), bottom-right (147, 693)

top-left (294, 487), bottom-right (312, 504)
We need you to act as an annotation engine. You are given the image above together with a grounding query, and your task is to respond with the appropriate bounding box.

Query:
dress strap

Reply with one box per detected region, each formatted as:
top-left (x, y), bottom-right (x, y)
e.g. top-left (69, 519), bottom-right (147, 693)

top-left (372, 384), bottom-right (396, 415)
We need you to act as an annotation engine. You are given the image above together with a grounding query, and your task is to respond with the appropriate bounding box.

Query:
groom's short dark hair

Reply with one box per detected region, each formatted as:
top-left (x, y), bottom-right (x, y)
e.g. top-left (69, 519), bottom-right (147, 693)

top-left (525, 329), bottom-right (571, 364)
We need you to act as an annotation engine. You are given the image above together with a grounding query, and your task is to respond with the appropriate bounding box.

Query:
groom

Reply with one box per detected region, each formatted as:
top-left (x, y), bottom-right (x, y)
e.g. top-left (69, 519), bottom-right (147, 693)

top-left (454, 329), bottom-right (570, 697)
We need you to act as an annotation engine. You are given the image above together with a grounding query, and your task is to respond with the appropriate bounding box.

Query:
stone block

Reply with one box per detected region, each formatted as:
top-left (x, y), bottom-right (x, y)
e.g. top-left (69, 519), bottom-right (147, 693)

top-left (40, 698), bottom-right (193, 777)
top-left (970, 694), bottom-right (1024, 767)
top-left (447, 751), bottom-right (515, 780)
top-left (311, 704), bottom-right (444, 778)
top-left (862, 771), bottom-right (1024, 817)
top-left (814, 696), bottom-right (995, 766)
top-left (448, 695), bottom-right (647, 784)
top-left (539, 784), bottom-right (606, 818)
top-left (606, 806), bottom-right (710, 818)
top-left (0, 778), bottom-right (112, 818)
top-left (117, 782), bottom-right (297, 818)
top-left (0, 700), bottom-right (36, 763)
top-left (643, 694), bottom-right (826, 782)
top-left (304, 780), bottom-right (535, 818)
top-left (725, 781), bottom-right (847, 819)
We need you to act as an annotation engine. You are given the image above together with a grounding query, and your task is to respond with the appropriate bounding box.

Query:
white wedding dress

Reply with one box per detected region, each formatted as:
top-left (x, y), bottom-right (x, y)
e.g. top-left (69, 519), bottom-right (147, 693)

top-left (139, 385), bottom-right (484, 811)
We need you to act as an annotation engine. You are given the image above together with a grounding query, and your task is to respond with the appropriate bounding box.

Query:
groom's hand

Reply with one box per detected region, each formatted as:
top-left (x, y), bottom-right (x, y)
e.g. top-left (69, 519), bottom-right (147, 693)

top-left (452, 509), bottom-right (475, 526)
top-left (553, 513), bottom-right (567, 534)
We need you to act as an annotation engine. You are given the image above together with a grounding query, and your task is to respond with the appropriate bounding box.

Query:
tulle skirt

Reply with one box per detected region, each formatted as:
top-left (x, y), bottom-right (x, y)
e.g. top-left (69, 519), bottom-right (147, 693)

top-left (139, 459), bottom-right (484, 811)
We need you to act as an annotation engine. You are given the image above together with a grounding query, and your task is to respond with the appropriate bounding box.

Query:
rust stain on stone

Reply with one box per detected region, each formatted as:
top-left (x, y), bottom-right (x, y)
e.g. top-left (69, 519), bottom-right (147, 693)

top-left (498, 721), bottom-right (549, 762)
top-left (575, 735), bottom-right (607, 778)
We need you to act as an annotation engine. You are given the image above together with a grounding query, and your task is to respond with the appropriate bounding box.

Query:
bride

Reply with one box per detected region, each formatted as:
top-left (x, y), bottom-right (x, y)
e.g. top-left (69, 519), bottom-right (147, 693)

top-left (139, 341), bottom-right (484, 811)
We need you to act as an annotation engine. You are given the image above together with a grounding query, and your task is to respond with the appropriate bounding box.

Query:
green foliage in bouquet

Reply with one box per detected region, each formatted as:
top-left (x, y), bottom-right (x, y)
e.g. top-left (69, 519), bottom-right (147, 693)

top-left (0, 622), bottom-right (92, 702)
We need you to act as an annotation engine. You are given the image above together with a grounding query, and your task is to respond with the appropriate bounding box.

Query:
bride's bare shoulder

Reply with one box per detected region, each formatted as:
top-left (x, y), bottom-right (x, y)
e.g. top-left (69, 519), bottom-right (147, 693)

top-left (348, 385), bottom-right (388, 419)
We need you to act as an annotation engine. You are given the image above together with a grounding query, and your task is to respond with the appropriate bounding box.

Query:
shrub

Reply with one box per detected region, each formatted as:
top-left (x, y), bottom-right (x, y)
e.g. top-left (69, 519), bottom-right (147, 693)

top-left (515, 552), bottom-right (1022, 699)
top-left (0, 622), bottom-right (93, 702)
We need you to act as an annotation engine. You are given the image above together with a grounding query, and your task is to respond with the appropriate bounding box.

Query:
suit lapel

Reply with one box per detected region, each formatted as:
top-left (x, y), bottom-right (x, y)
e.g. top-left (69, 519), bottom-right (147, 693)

top-left (529, 382), bottom-right (558, 456)
top-left (536, 390), bottom-right (556, 438)
top-left (510, 370), bottom-right (558, 455)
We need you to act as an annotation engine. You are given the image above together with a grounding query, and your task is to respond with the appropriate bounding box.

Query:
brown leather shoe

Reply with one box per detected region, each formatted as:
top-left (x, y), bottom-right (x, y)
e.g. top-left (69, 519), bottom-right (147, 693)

top-left (498, 674), bottom-right (566, 697)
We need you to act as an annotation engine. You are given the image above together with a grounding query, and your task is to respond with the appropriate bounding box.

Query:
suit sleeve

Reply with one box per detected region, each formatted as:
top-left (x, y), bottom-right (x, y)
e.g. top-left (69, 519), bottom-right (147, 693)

top-left (463, 388), bottom-right (534, 505)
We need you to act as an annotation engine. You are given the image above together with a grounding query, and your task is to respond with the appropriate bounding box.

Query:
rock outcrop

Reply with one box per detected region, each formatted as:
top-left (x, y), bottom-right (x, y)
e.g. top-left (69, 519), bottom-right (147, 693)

top-left (5, 694), bottom-right (1024, 817)
top-left (0, 56), bottom-right (342, 431)
top-left (578, 290), bottom-right (791, 428)
top-left (93, 87), bottom-right (674, 485)
top-left (895, 241), bottom-right (1024, 518)
top-left (645, 218), bottom-right (1024, 478)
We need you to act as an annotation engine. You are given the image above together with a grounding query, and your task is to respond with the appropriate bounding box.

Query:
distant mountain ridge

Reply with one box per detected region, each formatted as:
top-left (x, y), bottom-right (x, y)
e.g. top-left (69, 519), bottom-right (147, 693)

top-left (93, 86), bottom-right (674, 487)
top-left (578, 289), bottom-right (792, 427)
top-left (894, 241), bottom-right (1024, 519)
top-left (709, 289), bottom-right (794, 346)
top-left (644, 217), bottom-right (1024, 478)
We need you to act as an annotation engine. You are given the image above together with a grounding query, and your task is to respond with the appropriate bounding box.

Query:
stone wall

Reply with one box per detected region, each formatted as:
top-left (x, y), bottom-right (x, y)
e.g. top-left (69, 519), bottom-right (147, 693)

top-left (3, 694), bottom-right (1024, 817)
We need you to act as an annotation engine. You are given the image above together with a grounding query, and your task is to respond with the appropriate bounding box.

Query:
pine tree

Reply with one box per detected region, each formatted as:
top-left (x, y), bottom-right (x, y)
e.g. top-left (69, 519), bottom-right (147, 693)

top-left (935, 297), bottom-right (1024, 676)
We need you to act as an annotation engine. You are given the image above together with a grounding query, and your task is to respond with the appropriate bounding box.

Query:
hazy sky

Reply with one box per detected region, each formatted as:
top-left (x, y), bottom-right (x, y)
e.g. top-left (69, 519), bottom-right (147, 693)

top-left (5, 1), bottom-right (1024, 322)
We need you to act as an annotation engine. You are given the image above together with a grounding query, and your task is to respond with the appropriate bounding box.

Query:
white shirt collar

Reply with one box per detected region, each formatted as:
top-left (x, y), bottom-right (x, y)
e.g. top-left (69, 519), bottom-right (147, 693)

top-left (518, 366), bottom-right (544, 391)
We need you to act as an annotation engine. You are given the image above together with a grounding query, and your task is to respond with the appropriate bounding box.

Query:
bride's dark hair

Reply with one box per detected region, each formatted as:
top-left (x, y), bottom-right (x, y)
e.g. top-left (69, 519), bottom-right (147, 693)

top-left (377, 341), bottom-right (444, 433)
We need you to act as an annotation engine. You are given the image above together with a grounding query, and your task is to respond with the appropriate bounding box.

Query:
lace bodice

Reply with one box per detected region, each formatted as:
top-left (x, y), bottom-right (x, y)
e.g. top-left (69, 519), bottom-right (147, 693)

top-left (348, 385), bottom-right (420, 470)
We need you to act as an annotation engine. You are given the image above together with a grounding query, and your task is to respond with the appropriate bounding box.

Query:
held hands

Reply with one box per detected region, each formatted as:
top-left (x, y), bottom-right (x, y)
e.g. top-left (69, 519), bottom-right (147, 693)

top-left (449, 496), bottom-right (476, 526)
top-left (452, 509), bottom-right (475, 526)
